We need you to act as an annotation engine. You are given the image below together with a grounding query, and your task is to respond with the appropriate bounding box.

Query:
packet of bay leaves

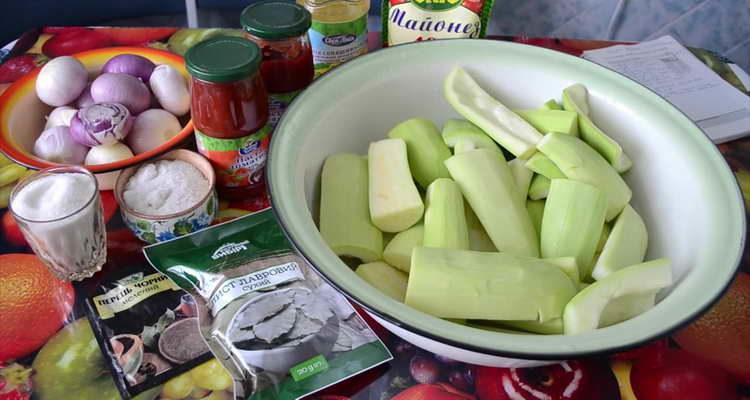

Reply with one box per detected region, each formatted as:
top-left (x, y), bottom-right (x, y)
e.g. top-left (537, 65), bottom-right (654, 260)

top-left (144, 209), bottom-right (392, 400)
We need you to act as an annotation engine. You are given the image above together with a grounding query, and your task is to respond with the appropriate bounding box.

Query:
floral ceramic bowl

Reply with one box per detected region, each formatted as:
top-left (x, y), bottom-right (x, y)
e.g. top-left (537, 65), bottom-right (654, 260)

top-left (114, 149), bottom-right (217, 244)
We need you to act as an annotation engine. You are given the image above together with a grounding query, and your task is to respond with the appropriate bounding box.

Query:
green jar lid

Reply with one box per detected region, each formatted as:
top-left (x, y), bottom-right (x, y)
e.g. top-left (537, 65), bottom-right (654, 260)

top-left (185, 36), bottom-right (261, 83)
top-left (241, 0), bottom-right (312, 40)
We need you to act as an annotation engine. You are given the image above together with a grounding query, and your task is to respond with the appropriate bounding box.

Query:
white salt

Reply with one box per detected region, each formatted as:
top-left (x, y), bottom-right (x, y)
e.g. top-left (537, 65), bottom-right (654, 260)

top-left (12, 173), bottom-right (95, 221)
top-left (123, 159), bottom-right (209, 216)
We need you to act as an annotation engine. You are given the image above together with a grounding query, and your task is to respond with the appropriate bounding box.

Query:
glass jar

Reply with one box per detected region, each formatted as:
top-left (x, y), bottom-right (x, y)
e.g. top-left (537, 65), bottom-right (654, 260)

top-left (241, 0), bottom-right (314, 94)
top-left (186, 36), bottom-right (271, 200)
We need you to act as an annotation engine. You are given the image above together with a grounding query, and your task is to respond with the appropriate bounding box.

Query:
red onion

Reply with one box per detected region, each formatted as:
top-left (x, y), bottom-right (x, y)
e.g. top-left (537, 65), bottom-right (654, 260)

top-left (91, 73), bottom-right (150, 114)
top-left (75, 83), bottom-right (95, 109)
top-left (70, 103), bottom-right (133, 147)
top-left (101, 54), bottom-right (156, 83)
top-left (33, 126), bottom-right (88, 164)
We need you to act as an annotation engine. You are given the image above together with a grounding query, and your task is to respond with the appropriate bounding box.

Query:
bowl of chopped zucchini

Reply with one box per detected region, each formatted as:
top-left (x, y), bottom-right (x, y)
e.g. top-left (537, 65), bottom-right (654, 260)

top-left (267, 39), bottom-right (744, 366)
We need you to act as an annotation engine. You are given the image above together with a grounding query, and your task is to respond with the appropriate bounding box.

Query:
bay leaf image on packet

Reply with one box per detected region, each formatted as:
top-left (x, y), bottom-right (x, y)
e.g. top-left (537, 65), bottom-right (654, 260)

top-left (144, 209), bottom-right (392, 400)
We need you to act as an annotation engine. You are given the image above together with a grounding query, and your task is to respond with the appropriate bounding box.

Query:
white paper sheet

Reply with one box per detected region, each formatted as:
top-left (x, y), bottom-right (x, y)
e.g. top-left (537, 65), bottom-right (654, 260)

top-left (583, 36), bottom-right (750, 143)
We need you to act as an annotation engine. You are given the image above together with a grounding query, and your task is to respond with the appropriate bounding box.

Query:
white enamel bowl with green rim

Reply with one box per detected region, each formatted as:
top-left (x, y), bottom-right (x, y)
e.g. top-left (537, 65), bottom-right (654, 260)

top-left (267, 39), bottom-right (745, 367)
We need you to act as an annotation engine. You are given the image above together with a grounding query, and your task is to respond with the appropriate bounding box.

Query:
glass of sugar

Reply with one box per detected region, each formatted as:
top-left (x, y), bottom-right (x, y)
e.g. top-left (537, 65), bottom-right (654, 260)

top-left (10, 165), bottom-right (106, 281)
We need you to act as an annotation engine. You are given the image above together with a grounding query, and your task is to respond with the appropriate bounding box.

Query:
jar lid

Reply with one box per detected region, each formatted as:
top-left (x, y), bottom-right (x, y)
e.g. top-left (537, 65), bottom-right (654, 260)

top-left (185, 36), bottom-right (261, 83)
top-left (241, 0), bottom-right (312, 40)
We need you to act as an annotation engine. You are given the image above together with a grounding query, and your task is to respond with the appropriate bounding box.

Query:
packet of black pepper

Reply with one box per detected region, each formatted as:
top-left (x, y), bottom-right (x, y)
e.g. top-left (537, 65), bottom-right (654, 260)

top-left (382, 0), bottom-right (495, 46)
top-left (84, 258), bottom-right (214, 399)
top-left (143, 209), bottom-right (392, 400)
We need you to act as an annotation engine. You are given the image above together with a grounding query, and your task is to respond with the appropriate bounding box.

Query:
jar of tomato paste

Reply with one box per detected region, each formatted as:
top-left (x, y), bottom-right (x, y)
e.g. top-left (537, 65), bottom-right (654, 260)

top-left (186, 36), bottom-right (270, 200)
top-left (241, 0), bottom-right (314, 127)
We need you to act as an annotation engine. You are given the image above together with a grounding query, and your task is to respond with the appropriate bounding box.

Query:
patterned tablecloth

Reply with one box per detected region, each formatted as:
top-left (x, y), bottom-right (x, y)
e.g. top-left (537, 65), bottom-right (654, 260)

top-left (0, 27), bottom-right (748, 400)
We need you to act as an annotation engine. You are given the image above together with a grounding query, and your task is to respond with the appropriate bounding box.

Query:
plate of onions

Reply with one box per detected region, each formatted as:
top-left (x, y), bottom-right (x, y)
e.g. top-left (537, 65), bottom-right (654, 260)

top-left (0, 47), bottom-right (193, 189)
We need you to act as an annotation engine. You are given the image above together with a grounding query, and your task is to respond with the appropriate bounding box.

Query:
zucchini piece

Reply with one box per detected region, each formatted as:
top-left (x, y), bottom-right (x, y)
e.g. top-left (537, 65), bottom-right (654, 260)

top-left (600, 290), bottom-right (657, 328)
top-left (537, 133), bottom-right (632, 221)
top-left (445, 148), bottom-right (539, 257)
top-left (528, 174), bottom-right (551, 200)
top-left (406, 247), bottom-right (578, 322)
top-left (368, 138), bottom-right (424, 232)
top-left (592, 205), bottom-right (648, 280)
top-left (542, 99), bottom-right (562, 110)
top-left (383, 224), bottom-right (424, 273)
top-left (563, 258), bottom-right (672, 335)
top-left (423, 178), bottom-right (470, 250)
top-left (596, 222), bottom-right (612, 255)
top-left (465, 205), bottom-right (497, 252)
top-left (444, 67), bottom-right (543, 159)
top-left (388, 118), bottom-right (452, 189)
top-left (515, 109), bottom-right (579, 136)
top-left (526, 199), bottom-right (545, 236)
top-left (562, 84), bottom-right (632, 172)
top-left (541, 179), bottom-right (607, 280)
top-left (356, 261), bottom-right (408, 302)
top-left (508, 158), bottom-right (534, 202)
top-left (545, 257), bottom-right (580, 286)
top-left (525, 153), bottom-right (565, 179)
top-left (441, 119), bottom-right (502, 153)
top-left (501, 318), bottom-right (563, 335)
top-left (320, 154), bottom-right (383, 262)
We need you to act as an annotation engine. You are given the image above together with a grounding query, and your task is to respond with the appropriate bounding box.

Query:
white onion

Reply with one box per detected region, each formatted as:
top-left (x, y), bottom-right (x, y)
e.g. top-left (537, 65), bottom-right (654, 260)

top-left (85, 142), bottom-right (134, 166)
top-left (35, 56), bottom-right (88, 107)
top-left (45, 106), bottom-right (78, 129)
top-left (127, 109), bottom-right (182, 154)
top-left (149, 65), bottom-right (190, 116)
top-left (33, 126), bottom-right (88, 164)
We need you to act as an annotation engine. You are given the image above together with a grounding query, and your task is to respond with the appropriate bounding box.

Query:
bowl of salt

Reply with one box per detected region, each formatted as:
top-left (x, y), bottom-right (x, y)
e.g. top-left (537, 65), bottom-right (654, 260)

top-left (114, 149), bottom-right (218, 243)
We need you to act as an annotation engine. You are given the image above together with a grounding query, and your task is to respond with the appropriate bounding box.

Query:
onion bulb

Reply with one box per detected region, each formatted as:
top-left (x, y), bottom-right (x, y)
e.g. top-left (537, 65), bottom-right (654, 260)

top-left (44, 106), bottom-right (78, 129)
top-left (85, 142), bottom-right (134, 166)
top-left (75, 83), bottom-right (95, 109)
top-left (149, 65), bottom-right (190, 116)
top-left (102, 54), bottom-right (156, 83)
top-left (127, 109), bottom-right (182, 154)
top-left (70, 103), bottom-right (133, 147)
top-left (33, 126), bottom-right (88, 164)
top-left (35, 56), bottom-right (88, 107)
top-left (91, 73), bottom-right (150, 114)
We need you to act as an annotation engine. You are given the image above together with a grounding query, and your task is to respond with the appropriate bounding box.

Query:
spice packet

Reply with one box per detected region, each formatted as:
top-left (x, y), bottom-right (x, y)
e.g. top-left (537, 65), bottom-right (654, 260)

top-left (84, 259), bottom-right (213, 399)
top-left (382, 0), bottom-right (495, 46)
top-left (144, 209), bottom-right (392, 400)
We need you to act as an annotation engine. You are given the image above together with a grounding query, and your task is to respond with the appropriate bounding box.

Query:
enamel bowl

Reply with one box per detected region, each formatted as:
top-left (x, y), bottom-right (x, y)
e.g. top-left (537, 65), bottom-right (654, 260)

top-left (267, 39), bottom-right (745, 366)
top-left (0, 47), bottom-right (193, 190)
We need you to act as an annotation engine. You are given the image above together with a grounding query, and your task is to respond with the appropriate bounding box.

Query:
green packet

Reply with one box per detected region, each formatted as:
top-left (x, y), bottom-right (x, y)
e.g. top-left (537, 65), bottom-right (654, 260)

top-left (144, 209), bottom-right (392, 400)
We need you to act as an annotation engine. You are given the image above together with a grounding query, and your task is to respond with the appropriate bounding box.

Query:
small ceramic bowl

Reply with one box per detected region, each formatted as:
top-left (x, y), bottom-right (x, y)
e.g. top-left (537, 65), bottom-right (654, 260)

top-left (114, 149), bottom-right (217, 244)
top-left (0, 47), bottom-right (194, 190)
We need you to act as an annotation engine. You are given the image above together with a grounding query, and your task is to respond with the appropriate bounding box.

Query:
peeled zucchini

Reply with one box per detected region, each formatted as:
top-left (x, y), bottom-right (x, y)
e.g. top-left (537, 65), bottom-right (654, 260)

top-left (526, 199), bottom-right (545, 236)
top-left (406, 247), bottom-right (577, 322)
top-left (368, 138), bottom-right (424, 232)
top-left (320, 154), bottom-right (383, 262)
top-left (356, 261), bottom-right (408, 302)
top-left (528, 174), bottom-right (551, 200)
top-left (441, 119), bottom-right (502, 153)
top-left (508, 158), bottom-right (534, 202)
top-left (423, 178), bottom-right (470, 250)
top-left (444, 67), bottom-right (543, 159)
top-left (563, 258), bottom-right (672, 335)
top-left (445, 148), bottom-right (539, 257)
top-left (592, 205), bottom-right (648, 280)
top-left (525, 153), bottom-right (565, 179)
top-left (515, 109), bottom-right (579, 136)
top-left (542, 99), bottom-right (562, 110)
top-left (388, 118), bottom-right (452, 189)
top-left (383, 224), bottom-right (424, 273)
top-left (562, 84), bottom-right (632, 172)
top-left (541, 179), bottom-right (607, 280)
top-left (537, 133), bottom-right (632, 221)
top-left (465, 205), bottom-right (497, 252)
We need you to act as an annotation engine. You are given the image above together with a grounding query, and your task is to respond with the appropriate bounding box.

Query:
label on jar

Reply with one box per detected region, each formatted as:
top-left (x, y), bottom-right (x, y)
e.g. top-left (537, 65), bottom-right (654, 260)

top-left (383, 0), bottom-right (493, 45)
top-left (195, 125), bottom-right (271, 189)
top-left (308, 14), bottom-right (368, 75)
top-left (269, 91), bottom-right (301, 128)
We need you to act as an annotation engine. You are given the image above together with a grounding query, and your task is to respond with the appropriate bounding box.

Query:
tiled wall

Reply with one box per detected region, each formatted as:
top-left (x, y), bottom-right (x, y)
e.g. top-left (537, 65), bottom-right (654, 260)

top-left (486, 0), bottom-right (750, 70)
